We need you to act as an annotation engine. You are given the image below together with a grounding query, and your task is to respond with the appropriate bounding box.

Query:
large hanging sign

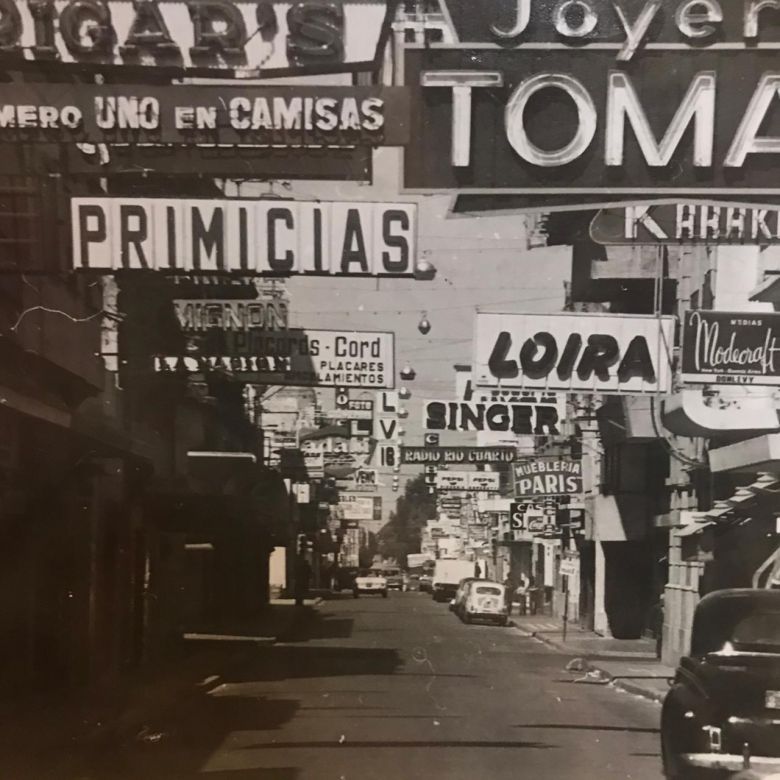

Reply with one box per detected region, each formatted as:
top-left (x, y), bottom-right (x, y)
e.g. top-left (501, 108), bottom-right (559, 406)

top-left (400, 446), bottom-right (516, 465)
top-left (514, 458), bottom-right (583, 499)
top-left (474, 312), bottom-right (674, 394)
top-left (0, 85), bottom-right (409, 147)
top-left (404, 0), bottom-right (780, 207)
top-left (0, 0), bottom-right (394, 78)
top-left (153, 328), bottom-right (395, 388)
top-left (423, 399), bottom-right (561, 435)
top-left (590, 203), bottom-right (780, 245)
top-left (681, 310), bottom-right (780, 386)
top-left (71, 198), bottom-right (417, 276)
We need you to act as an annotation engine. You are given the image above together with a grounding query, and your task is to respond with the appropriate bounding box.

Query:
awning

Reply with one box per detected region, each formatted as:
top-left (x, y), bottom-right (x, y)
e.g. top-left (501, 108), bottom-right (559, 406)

top-left (676, 519), bottom-right (715, 537)
top-left (662, 390), bottom-right (780, 437)
top-left (749, 273), bottom-right (780, 303)
top-left (709, 434), bottom-right (780, 473)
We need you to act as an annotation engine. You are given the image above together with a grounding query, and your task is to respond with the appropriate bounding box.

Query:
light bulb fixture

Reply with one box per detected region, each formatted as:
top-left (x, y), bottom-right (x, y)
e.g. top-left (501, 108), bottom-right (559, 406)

top-left (393, 465), bottom-right (400, 473)
top-left (413, 260), bottom-right (437, 281)
top-left (397, 427), bottom-right (406, 437)
top-left (399, 387), bottom-right (411, 400)
top-left (418, 312), bottom-right (431, 335)
top-left (398, 408), bottom-right (409, 419)
top-left (400, 365), bottom-right (416, 380)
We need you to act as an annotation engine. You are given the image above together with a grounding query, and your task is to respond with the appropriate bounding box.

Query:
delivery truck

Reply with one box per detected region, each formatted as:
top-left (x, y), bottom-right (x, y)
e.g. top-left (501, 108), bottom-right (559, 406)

top-left (432, 559), bottom-right (477, 602)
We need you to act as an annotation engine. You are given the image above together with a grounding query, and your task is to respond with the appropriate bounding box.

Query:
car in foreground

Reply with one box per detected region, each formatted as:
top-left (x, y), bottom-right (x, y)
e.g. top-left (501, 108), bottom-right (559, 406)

top-left (661, 589), bottom-right (780, 779)
top-left (353, 570), bottom-right (388, 598)
top-left (459, 580), bottom-right (509, 626)
top-left (419, 573), bottom-right (433, 593)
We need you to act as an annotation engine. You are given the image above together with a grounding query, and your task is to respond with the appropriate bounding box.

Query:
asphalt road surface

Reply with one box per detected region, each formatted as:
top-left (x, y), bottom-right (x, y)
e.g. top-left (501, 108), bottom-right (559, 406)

top-left (84, 592), bottom-right (664, 780)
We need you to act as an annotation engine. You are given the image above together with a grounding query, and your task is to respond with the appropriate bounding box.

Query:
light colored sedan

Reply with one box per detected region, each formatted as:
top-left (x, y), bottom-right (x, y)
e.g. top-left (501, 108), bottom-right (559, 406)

top-left (353, 570), bottom-right (388, 598)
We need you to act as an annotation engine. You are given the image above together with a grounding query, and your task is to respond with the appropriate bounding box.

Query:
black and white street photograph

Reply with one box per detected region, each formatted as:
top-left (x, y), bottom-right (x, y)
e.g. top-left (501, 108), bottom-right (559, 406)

top-left (0, 0), bottom-right (779, 777)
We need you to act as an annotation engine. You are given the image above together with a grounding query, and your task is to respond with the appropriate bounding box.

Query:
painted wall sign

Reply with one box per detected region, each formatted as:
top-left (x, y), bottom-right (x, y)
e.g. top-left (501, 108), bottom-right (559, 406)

top-left (423, 399), bottom-right (561, 435)
top-left (71, 198), bottom-right (417, 276)
top-left (153, 328), bottom-right (395, 388)
top-left (400, 446), bottom-right (516, 465)
top-left (0, 0), bottom-right (393, 77)
top-left (0, 84), bottom-right (409, 147)
top-left (682, 310), bottom-right (780, 386)
top-left (403, 40), bottom-right (780, 205)
top-left (590, 203), bottom-right (780, 245)
top-left (474, 312), bottom-right (674, 394)
top-left (514, 458), bottom-right (583, 498)
top-left (435, 471), bottom-right (500, 491)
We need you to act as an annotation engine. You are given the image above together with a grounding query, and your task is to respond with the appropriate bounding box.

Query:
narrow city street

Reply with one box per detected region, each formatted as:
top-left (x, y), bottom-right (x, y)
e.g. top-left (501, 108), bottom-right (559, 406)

top-left (72, 593), bottom-right (663, 780)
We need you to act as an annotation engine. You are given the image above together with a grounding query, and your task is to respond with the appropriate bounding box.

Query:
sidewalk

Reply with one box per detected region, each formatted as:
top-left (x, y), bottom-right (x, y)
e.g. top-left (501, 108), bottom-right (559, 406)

top-left (0, 600), bottom-right (317, 777)
top-left (511, 613), bottom-right (675, 704)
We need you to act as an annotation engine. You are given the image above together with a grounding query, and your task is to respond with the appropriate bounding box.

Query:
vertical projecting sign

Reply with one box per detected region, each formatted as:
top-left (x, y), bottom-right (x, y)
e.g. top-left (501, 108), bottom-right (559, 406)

top-left (374, 390), bottom-right (400, 468)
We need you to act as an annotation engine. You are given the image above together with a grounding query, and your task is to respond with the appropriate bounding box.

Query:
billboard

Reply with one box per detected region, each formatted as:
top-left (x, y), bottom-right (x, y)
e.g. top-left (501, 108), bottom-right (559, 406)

top-left (514, 458), bottom-right (583, 499)
top-left (71, 198), bottom-right (417, 276)
top-left (403, 0), bottom-right (780, 208)
top-left (590, 203), bottom-right (780, 245)
top-left (474, 312), bottom-right (674, 395)
top-left (153, 328), bottom-right (395, 389)
top-left (681, 310), bottom-right (780, 386)
top-left (400, 446), bottom-right (516, 465)
top-left (2, 0), bottom-right (394, 78)
top-left (423, 399), bottom-right (561, 435)
top-left (0, 84), bottom-right (409, 147)
top-left (340, 496), bottom-right (374, 521)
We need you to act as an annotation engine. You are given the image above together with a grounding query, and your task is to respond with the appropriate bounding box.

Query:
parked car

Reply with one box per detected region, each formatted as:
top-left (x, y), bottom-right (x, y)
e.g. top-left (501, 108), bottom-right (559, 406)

top-left (353, 570), bottom-right (388, 598)
top-left (660, 589), bottom-right (780, 779)
top-left (335, 567), bottom-right (359, 592)
top-left (460, 580), bottom-right (509, 626)
top-left (405, 573), bottom-right (420, 591)
top-left (419, 573), bottom-right (433, 593)
top-left (382, 567), bottom-right (404, 591)
top-left (450, 577), bottom-right (478, 615)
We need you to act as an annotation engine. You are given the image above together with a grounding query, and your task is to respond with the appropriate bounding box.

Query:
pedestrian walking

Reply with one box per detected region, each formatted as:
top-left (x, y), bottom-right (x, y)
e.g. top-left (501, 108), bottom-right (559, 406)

top-left (516, 572), bottom-right (531, 615)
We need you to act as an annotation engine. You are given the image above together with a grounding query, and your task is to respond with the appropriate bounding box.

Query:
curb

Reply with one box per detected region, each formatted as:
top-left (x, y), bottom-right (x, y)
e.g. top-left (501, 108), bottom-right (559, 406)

top-left (532, 631), bottom-right (658, 660)
top-left (572, 657), bottom-right (670, 705)
top-left (610, 677), bottom-right (667, 704)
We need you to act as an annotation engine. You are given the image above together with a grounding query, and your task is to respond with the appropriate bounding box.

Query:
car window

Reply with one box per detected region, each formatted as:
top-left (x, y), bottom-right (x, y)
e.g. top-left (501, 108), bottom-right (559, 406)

top-left (475, 586), bottom-right (503, 596)
top-left (732, 613), bottom-right (780, 651)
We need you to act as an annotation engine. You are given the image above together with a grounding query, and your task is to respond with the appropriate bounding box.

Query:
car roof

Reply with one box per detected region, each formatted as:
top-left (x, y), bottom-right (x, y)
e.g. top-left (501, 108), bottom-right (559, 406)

top-left (691, 588), bottom-right (780, 655)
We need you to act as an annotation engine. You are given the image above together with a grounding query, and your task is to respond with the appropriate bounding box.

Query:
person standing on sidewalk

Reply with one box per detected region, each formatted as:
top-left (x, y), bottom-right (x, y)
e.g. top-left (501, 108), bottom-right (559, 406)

top-left (294, 555), bottom-right (312, 608)
top-left (651, 594), bottom-right (665, 659)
